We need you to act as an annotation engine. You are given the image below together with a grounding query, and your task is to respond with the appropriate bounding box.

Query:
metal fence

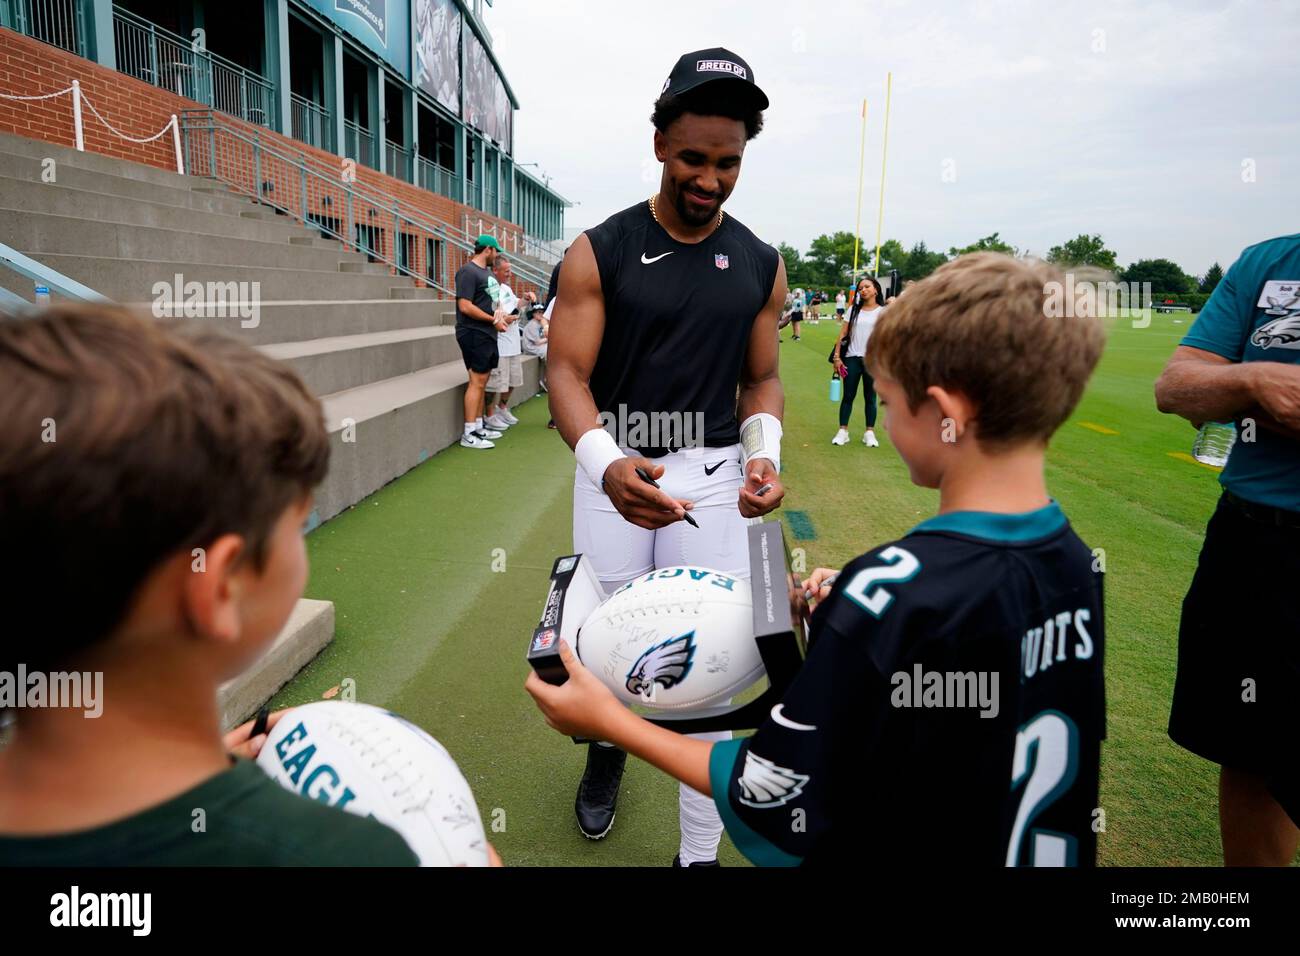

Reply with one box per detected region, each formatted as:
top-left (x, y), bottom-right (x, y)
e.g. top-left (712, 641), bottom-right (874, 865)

top-left (343, 118), bottom-right (373, 168)
top-left (179, 109), bottom-right (552, 297)
top-left (416, 156), bottom-right (462, 204)
top-left (384, 140), bottom-right (411, 183)
top-left (290, 93), bottom-right (331, 152)
top-left (112, 6), bottom-right (273, 127)
top-left (7, 0), bottom-right (85, 56)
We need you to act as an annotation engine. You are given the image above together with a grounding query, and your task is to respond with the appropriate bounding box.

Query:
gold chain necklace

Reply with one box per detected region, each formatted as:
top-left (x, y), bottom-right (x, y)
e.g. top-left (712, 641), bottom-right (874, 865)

top-left (649, 194), bottom-right (724, 239)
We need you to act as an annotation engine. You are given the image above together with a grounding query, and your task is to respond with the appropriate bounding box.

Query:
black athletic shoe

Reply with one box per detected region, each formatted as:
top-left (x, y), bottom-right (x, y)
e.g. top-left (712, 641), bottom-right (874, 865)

top-left (575, 744), bottom-right (626, 839)
top-left (672, 855), bottom-right (720, 867)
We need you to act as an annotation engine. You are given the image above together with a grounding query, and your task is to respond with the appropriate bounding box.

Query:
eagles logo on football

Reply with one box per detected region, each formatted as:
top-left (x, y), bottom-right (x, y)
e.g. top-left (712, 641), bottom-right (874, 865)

top-left (625, 632), bottom-right (696, 698)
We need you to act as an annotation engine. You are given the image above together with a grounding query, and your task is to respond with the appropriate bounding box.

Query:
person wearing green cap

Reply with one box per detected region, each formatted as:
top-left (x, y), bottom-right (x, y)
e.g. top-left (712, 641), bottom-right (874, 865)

top-left (455, 235), bottom-right (509, 448)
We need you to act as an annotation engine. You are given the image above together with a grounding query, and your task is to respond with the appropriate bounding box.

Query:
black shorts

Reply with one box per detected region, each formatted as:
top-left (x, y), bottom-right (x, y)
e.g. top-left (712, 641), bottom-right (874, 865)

top-left (456, 328), bottom-right (499, 374)
top-left (1169, 492), bottom-right (1300, 795)
top-left (836, 308), bottom-right (845, 317)
top-left (792, 310), bottom-right (803, 322)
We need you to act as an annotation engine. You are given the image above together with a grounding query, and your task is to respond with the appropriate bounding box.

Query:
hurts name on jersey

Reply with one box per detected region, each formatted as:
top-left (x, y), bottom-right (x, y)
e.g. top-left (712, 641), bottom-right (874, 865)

top-left (1020, 606), bottom-right (1096, 680)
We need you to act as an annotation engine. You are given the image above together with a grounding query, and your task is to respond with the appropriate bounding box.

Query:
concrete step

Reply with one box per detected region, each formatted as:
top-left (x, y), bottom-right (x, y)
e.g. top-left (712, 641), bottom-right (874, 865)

top-left (1, 252), bottom-right (427, 304)
top-left (0, 129), bottom-right (221, 194)
top-left (0, 147), bottom-right (252, 217)
top-left (259, 326), bottom-right (461, 396)
top-left (192, 298), bottom-right (453, 346)
top-left (338, 260), bottom-right (392, 275)
top-left (388, 286), bottom-right (440, 299)
top-left (217, 598), bottom-right (334, 729)
top-left (0, 176), bottom-right (317, 245)
top-left (0, 209), bottom-right (372, 273)
top-left (313, 354), bottom-right (540, 522)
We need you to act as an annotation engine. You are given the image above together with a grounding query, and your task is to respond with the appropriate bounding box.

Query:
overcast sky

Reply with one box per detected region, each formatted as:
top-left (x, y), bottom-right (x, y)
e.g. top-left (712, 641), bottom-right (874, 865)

top-left (490, 0), bottom-right (1298, 275)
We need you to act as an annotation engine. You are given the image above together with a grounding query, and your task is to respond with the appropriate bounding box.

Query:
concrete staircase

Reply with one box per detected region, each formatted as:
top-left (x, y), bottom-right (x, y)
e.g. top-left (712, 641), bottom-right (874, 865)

top-left (0, 131), bottom-right (541, 726)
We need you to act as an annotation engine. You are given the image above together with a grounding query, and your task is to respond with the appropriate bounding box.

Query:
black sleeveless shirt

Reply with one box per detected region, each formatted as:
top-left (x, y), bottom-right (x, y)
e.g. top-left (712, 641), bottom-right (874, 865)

top-left (585, 201), bottom-right (779, 455)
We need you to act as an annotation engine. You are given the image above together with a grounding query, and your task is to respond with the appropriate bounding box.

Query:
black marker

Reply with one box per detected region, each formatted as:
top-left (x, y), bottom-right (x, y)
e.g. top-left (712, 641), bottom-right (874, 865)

top-left (635, 466), bottom-right (699, 528)
top-left (249, 705), bottom-right (270, 741)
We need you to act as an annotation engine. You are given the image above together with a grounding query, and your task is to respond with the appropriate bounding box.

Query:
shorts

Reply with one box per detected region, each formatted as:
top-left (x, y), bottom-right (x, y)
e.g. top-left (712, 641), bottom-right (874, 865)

top-left (1168, 492), bottom-right (1300, 789)
top-left (792, 310), bottom-right (803, 322)
top-left (488, 353), bottom-right (523, 391)
top-left (573, 442), bottom-right (754, 591)
top-left (836, 308), bottom-right (845, 317)
top-left (456, 328), bottom-right (498, 374)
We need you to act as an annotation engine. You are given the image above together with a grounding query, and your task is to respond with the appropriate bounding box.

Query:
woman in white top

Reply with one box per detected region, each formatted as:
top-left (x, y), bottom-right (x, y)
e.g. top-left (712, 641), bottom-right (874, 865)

top-left (831, 277), bottom-right (885, 447)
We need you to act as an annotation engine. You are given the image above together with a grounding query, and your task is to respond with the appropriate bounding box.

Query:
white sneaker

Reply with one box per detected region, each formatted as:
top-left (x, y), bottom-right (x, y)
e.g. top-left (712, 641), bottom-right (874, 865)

top-left (497, 408), bottom-right (520, 426)
top-left (485, 413), bottom-right (513, 430)
top-left (461, 433), bottom-right (495, 449)
top-left (475, 427), bottom-right (503, 440)
top-left (831, 429), bottom-right (850, 446)
top-left (864, 431), bottom-right (880, 447)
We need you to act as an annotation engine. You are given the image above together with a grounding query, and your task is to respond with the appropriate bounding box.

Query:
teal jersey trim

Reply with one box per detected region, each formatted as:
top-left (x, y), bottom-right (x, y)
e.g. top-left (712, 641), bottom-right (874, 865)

top-left (910, 501), bottom-right (1067, 542)
top-left (709, 738), bottom-right (803, 868)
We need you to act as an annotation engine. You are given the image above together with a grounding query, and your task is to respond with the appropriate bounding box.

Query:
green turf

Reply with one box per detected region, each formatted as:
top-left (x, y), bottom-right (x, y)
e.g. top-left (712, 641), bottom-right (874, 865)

top-left (275, 309), bottom-right (1244, 866)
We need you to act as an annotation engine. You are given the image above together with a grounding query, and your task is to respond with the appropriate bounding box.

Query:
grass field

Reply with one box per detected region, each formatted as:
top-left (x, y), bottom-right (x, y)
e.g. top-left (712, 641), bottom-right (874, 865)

top-left (272, 307), bottom-right (1245, 867)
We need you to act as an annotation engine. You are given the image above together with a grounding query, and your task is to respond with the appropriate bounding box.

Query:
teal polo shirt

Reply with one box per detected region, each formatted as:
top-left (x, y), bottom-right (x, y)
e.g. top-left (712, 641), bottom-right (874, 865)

top-left (1181, 233), bottom-right (1300, 511)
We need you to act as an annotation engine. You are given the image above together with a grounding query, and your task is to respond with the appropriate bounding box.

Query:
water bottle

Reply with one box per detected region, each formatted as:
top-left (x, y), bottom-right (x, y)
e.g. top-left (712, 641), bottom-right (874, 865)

top-left (34, 284), bottom-right (50, 306)
top-left (829, 374), bottom-right (842, 402)
top-left (1192, 421), bottom-right (1236, 468)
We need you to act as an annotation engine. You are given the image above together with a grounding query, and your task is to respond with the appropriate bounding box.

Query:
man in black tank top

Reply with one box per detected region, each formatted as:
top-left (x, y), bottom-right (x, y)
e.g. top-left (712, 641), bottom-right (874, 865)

top-left (547, 48), bottom-right (788, 863)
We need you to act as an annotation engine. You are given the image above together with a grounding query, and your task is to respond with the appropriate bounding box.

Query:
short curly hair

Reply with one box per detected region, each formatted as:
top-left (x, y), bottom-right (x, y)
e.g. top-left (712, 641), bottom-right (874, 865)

top-left (651, 84), bottom-right (765, 141)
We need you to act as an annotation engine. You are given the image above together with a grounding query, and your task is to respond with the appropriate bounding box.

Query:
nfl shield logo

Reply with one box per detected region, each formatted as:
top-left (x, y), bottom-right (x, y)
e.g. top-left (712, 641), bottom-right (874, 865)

top-left (714, 254), bottom-right (730, 270)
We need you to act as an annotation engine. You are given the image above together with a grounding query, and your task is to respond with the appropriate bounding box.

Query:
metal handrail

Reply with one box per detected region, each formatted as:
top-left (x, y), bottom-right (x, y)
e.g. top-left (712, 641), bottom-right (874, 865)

top-left (113, 5), bottom-right (274, 127)
top-left (0, 242), bottom-right (111, 316)
top-left (178, 111), bottom-right (552, 297)
top-left (180, 109), bottom-right (552, 291)
top-left (290, 93), bottom-right (331, 152)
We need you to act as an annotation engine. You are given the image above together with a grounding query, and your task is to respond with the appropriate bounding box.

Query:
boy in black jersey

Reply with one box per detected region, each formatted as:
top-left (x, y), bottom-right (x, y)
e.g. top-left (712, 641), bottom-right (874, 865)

top-left (527, 252), bottom-right (1107, 866)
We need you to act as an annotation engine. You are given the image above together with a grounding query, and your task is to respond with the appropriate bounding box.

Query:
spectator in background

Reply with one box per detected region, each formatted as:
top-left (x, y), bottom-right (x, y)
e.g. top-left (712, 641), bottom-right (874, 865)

top-left (790, 287), bottom-right (805, 341)
top-left (835, 288), bottom-right (847, 321)
top-left (486, 257), bottom-right (535, 431)
top-left (522, 301), bottom-right (549, 389)
top-left (831, 276), bottom-right (885, 447)
top-left (454, 235), bottom-right (507, 449)
top-left (1154, 232), bottom-right (1300, 866)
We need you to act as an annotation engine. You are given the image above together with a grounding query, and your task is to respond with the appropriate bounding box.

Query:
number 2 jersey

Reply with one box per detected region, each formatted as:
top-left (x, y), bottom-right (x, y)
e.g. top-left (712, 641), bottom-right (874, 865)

top-left (709, 502), bottom-right (1106, 866)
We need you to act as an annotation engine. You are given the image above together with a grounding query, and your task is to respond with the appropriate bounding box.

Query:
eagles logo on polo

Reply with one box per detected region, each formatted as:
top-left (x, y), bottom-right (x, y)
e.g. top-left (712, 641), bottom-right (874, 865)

top-left (625, 632), bottom-right (696, 698)
top-left (1251, 281), bottom-right (1300, 349)
top-left (737, 751), bottom-right (810, 809)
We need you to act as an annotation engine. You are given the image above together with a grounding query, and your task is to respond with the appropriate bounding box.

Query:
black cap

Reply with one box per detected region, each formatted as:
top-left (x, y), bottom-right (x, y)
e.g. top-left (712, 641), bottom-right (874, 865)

top-left (660, 47), bottom-right (769, 111)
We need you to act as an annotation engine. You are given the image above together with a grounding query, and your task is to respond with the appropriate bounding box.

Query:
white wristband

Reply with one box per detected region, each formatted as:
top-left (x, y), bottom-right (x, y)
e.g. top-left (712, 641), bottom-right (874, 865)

top-left (739, 412), bottom-right (782, 473)
top-left (575, 426), bottom-right (626, 491)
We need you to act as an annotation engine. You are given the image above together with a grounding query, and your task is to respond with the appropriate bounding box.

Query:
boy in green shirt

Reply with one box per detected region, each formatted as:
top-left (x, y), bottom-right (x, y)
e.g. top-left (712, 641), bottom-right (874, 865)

top-left (0, 305), bottom-right (417, 866)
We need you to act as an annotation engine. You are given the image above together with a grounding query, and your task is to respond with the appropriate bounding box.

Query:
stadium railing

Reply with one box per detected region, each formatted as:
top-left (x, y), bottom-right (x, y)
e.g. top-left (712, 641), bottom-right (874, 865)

top-left (0, 241), bottom-right (111, 316)
top-left (179, 109), bottom-right (552, 297)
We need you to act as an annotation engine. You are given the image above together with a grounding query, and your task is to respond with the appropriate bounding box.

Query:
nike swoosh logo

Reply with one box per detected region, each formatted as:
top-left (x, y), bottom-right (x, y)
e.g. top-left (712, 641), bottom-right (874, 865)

top-left (641, 252), bottom-right (674, 264)
top-left (703, 460), bottom-right (726, 476)
top-left (771, 704), bottom-right (817, 732)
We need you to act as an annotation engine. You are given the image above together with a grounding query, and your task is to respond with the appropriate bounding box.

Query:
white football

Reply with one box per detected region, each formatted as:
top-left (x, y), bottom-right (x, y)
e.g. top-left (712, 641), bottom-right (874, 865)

top-left (255, 701), bottom-right (489, 867)
top-left (577, 566), bottom-right (763, 711)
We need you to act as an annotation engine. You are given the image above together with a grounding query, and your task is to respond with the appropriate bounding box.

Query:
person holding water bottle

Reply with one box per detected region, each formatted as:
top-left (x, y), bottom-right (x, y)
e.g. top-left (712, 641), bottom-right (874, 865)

top-left (1154, 232), bottom-right (1300, 866)
top-left (831, 276), bottom-right (885, 447)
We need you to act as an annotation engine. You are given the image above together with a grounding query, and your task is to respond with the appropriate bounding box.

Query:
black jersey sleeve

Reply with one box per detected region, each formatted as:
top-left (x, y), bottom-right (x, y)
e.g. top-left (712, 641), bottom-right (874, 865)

top-left (709, 546), bottom-right (914, 865)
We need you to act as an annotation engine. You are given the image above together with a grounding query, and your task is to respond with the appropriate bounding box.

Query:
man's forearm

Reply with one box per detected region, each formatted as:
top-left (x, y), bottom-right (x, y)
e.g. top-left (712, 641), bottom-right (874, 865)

top-left (738, 375), bottom-right (785, 424)
top-left (458, 299), bottom-right (497, 324)
top-left (1155, 360), bottom-right (1259, 425)
top-left (547, 363), bottom-right (604, 451)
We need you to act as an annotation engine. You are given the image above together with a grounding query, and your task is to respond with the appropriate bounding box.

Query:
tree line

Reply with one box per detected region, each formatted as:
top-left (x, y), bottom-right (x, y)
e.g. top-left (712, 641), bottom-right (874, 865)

top-left (778, 231), bottom-right (1224, 300)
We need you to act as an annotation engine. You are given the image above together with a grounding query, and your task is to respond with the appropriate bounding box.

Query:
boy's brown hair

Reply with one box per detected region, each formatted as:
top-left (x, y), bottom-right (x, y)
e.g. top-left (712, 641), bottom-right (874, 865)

top-left (0, 305), bottom-right (329, 671)
top-left (866, 252), bottom-right (1105, 446)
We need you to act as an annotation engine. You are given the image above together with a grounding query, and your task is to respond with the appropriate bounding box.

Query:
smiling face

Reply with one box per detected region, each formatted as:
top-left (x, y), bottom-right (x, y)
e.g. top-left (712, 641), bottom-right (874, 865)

top-left (654, 112), bottom-right (747, 227)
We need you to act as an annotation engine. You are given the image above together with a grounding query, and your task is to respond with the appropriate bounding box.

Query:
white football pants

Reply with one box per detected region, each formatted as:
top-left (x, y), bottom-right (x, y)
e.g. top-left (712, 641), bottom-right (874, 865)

top-left (574, 442), bottom-right (753, 865)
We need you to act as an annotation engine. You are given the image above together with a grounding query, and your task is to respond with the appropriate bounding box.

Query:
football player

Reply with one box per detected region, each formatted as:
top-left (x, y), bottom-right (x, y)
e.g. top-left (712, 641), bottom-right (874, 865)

top-left (529, 253), bottom-right (1108, 866)
top-left (547, 48), bottom-right (787, 864)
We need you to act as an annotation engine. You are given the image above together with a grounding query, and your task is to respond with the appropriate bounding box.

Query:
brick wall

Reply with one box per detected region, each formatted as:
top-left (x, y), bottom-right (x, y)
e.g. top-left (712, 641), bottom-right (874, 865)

top-left (0, 28), bottom-right (539, 292)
